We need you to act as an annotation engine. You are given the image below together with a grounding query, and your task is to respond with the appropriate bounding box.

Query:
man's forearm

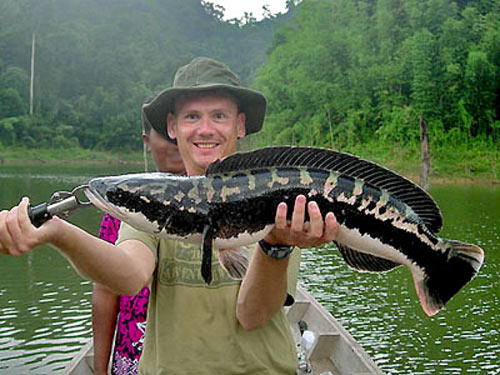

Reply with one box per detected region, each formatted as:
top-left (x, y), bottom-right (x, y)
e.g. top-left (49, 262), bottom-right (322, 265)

top-left (51, 219), bottom-right (153, 295)
top-left (236, 247), bottom-right (289, 331)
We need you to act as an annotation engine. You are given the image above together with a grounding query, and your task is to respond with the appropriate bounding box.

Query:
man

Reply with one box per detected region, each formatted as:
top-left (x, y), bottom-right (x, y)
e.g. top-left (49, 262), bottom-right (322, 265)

top-left (0, 57), bottom-right (338, 374)
top-left (140, 97), bottom-right (185, 175)
top-left (92, 99), bottom-right (185, 375)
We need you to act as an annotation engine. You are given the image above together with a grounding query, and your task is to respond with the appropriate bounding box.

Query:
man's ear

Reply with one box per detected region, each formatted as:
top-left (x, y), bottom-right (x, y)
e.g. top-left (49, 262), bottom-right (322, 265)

top-left (236, 112), bottom-right (246, 139)
top-left (142, 133), bottom-right (151, 152)
top-left (167, 113), bottom-right (177, 140)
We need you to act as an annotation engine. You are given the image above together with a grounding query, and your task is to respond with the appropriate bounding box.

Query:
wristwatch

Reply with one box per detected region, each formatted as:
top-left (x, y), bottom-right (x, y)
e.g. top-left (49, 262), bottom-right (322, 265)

top-left (258, 239), bottom-right (294, 260)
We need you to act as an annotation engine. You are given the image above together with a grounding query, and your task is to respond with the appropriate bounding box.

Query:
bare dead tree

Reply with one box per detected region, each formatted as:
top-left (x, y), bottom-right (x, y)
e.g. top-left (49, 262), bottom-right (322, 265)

top-left (419, 116), bottom-right (430, 190)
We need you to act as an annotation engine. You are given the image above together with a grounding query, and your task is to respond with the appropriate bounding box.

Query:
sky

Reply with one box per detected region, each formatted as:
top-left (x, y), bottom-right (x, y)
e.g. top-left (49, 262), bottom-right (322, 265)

top-left (210, 0), bottom-right (288, 21)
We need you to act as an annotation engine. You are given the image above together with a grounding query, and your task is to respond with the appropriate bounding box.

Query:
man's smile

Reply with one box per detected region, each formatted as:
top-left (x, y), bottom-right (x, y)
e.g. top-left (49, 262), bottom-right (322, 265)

top-left (194, 142), bottom-right (219, 149)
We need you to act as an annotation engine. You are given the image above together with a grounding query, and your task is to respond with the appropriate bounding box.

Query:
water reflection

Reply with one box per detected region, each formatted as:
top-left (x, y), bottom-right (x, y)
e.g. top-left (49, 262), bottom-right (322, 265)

top-left (0, 247), bottom-right (93, 372)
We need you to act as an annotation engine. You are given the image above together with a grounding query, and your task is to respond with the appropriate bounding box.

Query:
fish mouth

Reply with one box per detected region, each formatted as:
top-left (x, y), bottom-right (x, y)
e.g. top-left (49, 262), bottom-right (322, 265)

top-left (88, 178), bottom-right (110, 198)
top-left (85, 179), bottom-right (124, 219)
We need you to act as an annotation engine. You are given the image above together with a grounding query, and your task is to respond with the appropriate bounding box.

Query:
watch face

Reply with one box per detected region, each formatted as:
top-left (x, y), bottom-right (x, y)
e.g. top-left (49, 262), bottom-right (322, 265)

top-left (259, 240), bottom-right (294, 259)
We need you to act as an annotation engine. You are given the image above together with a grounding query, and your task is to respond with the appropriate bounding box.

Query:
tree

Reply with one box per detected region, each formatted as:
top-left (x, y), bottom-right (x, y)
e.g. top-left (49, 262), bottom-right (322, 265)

top-left (462, 50), bottom-right (496, 136)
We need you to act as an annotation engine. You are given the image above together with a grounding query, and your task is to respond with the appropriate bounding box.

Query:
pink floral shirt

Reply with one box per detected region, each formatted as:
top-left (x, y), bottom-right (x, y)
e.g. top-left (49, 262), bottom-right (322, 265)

top-left (98, 213), bottom-right (150, 375)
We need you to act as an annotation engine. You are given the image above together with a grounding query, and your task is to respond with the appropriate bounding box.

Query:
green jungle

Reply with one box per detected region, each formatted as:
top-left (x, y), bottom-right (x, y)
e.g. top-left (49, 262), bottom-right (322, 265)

top-left (0, 0), bottom-right (498, 183)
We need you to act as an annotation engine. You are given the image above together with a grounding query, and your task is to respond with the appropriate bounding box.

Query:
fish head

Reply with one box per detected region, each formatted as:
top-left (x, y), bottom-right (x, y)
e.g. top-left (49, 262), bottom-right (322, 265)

top-left (85, 173), bottom-right (193, 235)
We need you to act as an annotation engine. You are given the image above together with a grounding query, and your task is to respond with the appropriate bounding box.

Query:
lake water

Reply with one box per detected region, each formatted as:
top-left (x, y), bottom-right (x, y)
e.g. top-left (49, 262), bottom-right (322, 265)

top-left (0, 164), bottom-right (498, 374)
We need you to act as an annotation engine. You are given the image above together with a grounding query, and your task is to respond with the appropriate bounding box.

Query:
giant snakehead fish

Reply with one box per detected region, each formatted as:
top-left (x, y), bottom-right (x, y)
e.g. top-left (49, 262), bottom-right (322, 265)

top-left (84, 146), bottom-right (484, 316)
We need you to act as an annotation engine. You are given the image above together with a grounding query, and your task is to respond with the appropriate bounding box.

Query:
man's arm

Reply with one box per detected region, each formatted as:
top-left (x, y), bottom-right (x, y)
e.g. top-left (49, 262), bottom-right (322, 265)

top-left (0, 198), bottom-right (155, 295)
top-left (236, 195), bottom-right (338, 331)
top-left (92, 284), bottom-right (119, 375)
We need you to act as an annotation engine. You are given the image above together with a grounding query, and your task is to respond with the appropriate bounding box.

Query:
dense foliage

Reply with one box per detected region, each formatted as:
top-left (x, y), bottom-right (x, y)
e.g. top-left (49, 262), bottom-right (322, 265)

top-left (253, 0), bottom-right (499, 177)
top-left (0, 0), bottom-right (291, 150)
top-left (0, 0), bottom-right (498, 178)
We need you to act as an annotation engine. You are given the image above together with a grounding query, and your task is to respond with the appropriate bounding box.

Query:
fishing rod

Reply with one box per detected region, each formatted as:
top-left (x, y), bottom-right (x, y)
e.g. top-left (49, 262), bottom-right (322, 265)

top-left (27, 185), bottom-right (93, 227)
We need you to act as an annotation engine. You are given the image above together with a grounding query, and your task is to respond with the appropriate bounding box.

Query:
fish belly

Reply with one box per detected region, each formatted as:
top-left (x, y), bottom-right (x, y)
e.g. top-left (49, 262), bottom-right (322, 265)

top-left (336, 225), bottom-right (412, 266)
top-left (213, 225), bottom-right (274, 248)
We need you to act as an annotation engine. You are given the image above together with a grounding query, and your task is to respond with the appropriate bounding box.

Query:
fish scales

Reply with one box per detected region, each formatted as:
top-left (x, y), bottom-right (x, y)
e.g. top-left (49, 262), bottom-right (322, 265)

top-left (104, 168), bottom-right (447, 271)
top-left (209, 168), bottom-right (321, 239)
top-left (85, 146), bottom-right (484, 316)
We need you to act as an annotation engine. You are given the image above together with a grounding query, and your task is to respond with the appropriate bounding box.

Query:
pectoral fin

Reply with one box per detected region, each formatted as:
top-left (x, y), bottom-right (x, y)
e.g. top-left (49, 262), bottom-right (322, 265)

top-left (201, 224), bottom-right (213, 285)
top-left (218, 246), bottom-right (249, 280)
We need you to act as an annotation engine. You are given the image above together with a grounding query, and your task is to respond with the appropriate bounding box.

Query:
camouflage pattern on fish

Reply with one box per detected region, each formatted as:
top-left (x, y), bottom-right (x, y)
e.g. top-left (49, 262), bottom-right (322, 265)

top-left (84, 147), bottom-right (484, 316)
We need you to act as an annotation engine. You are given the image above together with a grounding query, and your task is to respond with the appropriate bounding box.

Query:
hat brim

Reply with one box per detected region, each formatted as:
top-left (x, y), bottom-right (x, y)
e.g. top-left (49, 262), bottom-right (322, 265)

top-left (143, 84), bottom-right (266, 143)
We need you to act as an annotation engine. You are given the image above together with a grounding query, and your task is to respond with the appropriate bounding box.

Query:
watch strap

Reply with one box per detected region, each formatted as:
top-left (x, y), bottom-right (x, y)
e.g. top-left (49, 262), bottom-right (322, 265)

top-left (258, 239), bottom-right (294, 260)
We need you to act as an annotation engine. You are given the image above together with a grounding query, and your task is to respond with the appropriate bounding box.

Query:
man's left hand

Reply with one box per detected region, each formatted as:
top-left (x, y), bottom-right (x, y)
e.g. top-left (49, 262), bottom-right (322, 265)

top-left (264, 195), bottom-right (338, 248)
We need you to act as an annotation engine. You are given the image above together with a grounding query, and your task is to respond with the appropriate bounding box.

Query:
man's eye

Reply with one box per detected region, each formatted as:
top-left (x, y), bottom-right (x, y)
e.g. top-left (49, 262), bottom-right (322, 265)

top-left (186, 114), bottom-right (198, 120)
top-left (215, 113), bottom-right (226, 120)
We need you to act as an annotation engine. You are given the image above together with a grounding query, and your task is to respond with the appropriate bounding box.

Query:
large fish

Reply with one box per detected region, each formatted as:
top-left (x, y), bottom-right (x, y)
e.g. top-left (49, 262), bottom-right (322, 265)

top-left (85, 146), bottom-right (484, 316)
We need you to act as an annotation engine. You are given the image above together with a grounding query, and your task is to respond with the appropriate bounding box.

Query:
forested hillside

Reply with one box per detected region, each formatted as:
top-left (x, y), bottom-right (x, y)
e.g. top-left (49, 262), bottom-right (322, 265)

top-left (0, 0), bottom-right (498, 178)
top-left (253, 0), bottom-right (499, 177)
top-left (0, 0), bottom-right (293, 150)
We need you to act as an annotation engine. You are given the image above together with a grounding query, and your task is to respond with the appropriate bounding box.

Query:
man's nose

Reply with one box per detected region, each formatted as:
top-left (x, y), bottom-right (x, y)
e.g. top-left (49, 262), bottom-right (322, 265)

top-left (198, 116), bottom-right (214, 134)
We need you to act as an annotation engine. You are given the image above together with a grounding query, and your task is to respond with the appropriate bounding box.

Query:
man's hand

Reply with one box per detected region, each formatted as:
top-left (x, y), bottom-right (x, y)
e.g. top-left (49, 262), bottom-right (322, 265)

top-left (1, 198), bottom-right (154, 296)
top-left (264, 195), bottom-right (338, 248)
top-left (0, 197), bottom-right (58, 256)
top-left (237, 194), bottom-right (338, 330)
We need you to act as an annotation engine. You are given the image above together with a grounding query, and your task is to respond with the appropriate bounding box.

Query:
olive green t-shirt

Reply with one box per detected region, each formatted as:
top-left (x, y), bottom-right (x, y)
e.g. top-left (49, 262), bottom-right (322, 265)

top-left (117, 223), bottom-right (300, 375)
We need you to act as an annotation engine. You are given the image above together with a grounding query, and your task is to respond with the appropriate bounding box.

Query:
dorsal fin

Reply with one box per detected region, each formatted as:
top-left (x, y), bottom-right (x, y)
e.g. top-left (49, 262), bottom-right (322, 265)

top-left (206, 146), bottom-right (443, 233)
top-left (336, 243), bottom-right (400, 272)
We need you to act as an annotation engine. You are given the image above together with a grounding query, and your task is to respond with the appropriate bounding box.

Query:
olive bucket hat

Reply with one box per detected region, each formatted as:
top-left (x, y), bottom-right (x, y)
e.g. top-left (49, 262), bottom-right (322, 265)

top-left (143, 57), bottom-right (267, 143)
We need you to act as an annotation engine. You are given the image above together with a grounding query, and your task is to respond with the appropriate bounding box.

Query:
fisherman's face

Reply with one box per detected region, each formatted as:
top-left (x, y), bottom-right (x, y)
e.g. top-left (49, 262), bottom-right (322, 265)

top-left (142, 128), bottom-right (185, 174)
top-left (167, 94), bottom-right (246, 176)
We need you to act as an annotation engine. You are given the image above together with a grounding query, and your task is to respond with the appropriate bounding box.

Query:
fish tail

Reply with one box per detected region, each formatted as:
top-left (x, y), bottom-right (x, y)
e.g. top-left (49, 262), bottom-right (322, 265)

top-left (413, 239), bottom-right (484, 316)
top-left (218, 246), bottom-right (249, 280)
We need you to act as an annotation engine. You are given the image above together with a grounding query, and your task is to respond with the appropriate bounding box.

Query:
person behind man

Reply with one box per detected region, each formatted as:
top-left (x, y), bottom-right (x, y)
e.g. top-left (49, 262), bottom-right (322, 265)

top-left (92, 99), bottom-right (185, 375)
top-left (0, 57), bottom-right (338, 374)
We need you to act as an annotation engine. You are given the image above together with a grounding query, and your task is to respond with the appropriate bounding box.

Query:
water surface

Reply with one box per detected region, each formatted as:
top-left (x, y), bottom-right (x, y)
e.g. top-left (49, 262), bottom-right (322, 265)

top-left (300, 184), bottom-right (499, 375)
top-left (0, 163), bottom-right (142, 374)
top-left (0, 164), bottom-right (498, 374)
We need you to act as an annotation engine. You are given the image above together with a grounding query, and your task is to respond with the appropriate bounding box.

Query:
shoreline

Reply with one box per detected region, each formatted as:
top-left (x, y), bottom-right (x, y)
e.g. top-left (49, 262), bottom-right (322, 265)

top-left (405, 174), bottom-right (499, 186)
top-left (1, 157), bottom-right (498, 186)
top-left (0, 157), bottom-right (144, 166)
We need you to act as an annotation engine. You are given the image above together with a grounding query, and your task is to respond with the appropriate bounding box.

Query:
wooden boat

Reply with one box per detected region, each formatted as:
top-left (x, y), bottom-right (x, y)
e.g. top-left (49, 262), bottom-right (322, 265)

top-left (64, 285), bottom-right (382, 375)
